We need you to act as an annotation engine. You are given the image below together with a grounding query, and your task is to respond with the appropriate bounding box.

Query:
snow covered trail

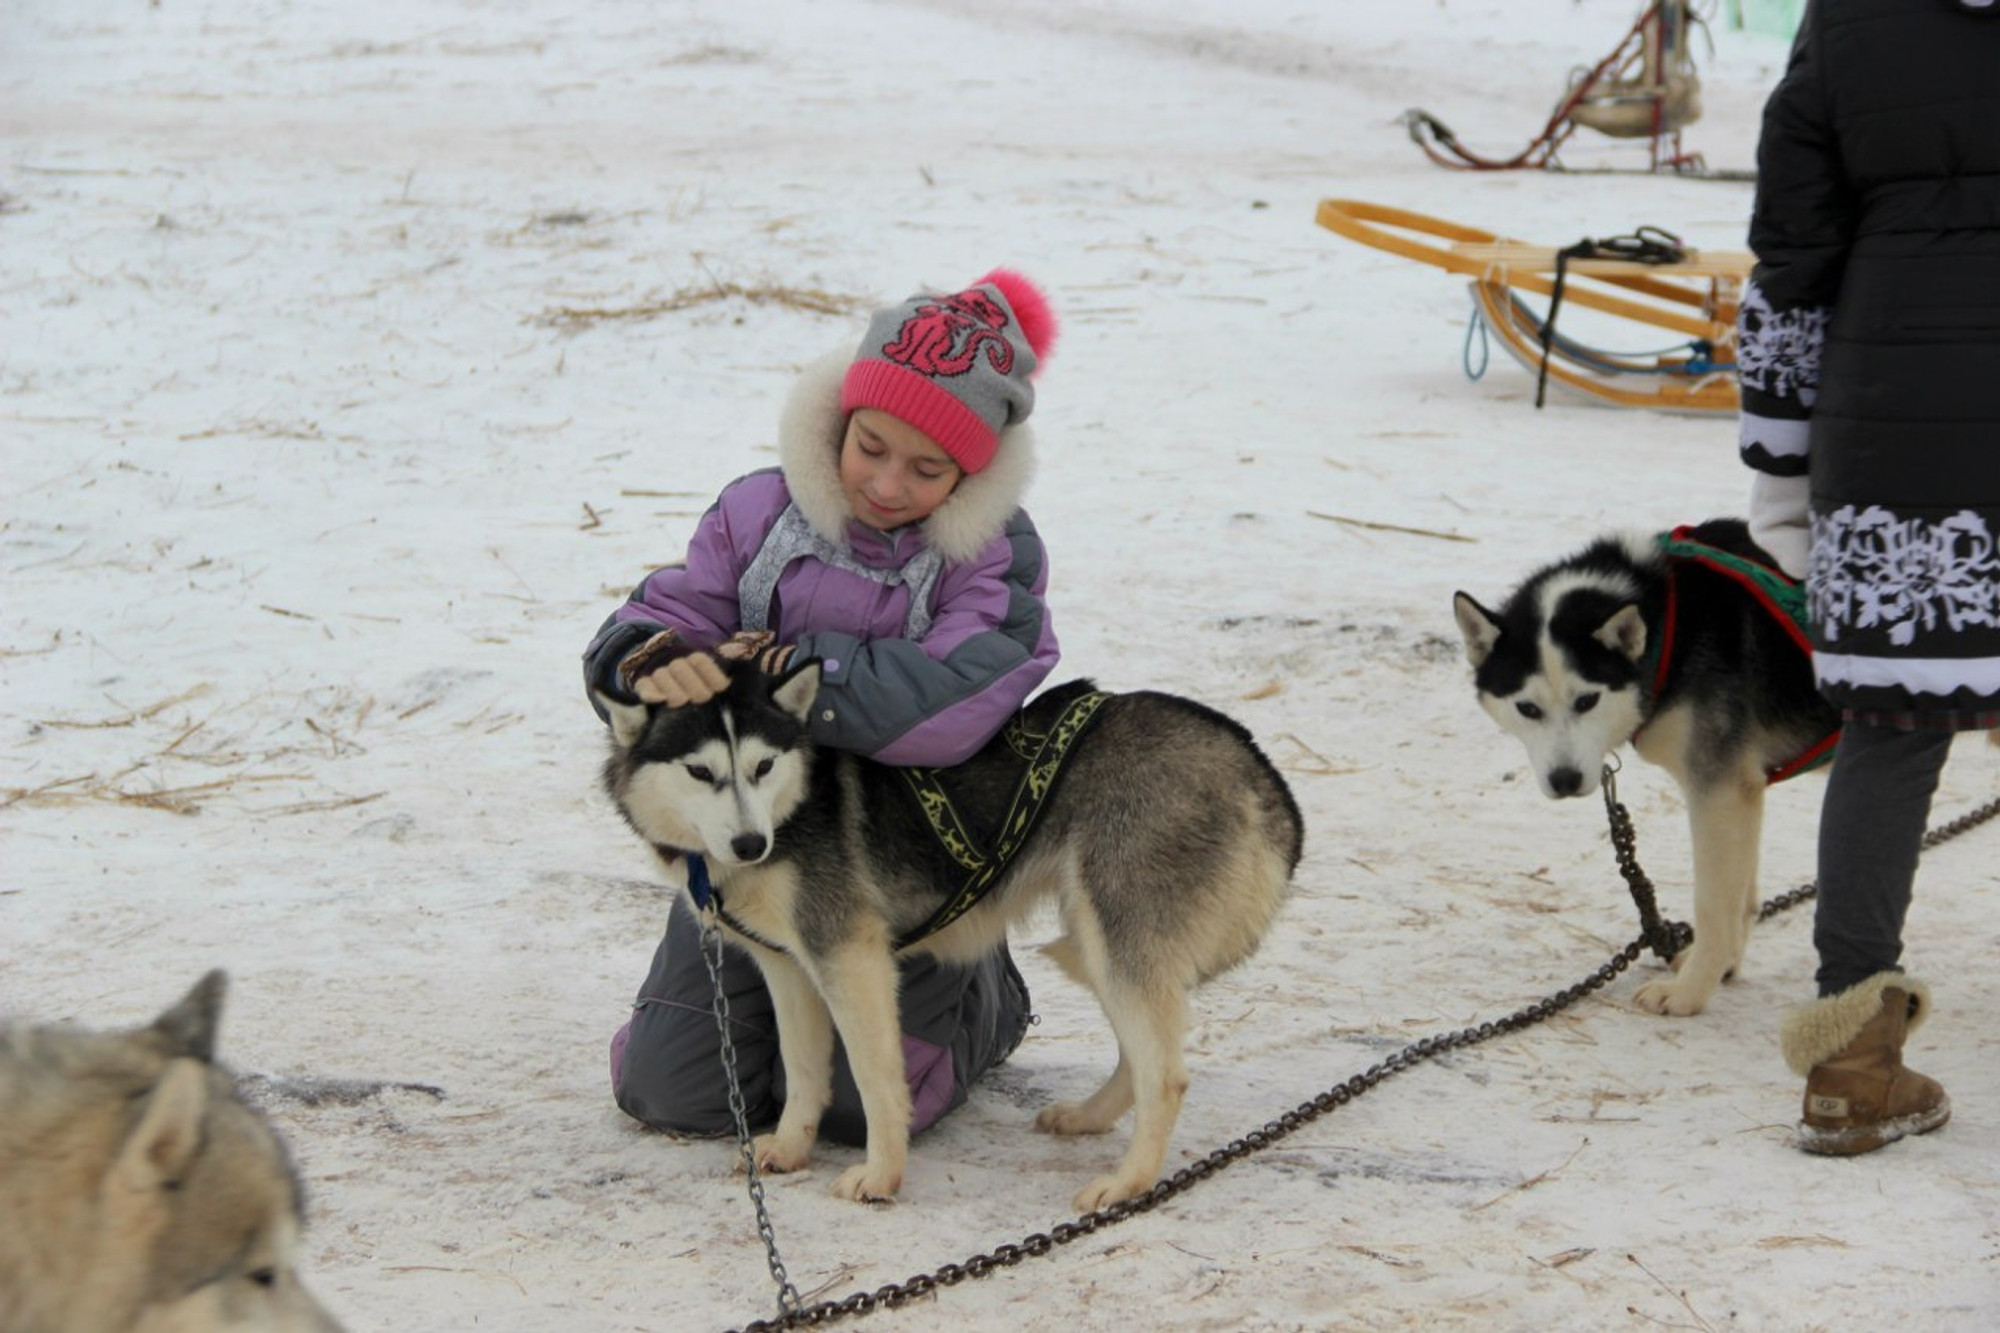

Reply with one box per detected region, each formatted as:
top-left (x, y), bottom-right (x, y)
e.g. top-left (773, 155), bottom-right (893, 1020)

top-left (5, 2), bottom-right (1996, 1328)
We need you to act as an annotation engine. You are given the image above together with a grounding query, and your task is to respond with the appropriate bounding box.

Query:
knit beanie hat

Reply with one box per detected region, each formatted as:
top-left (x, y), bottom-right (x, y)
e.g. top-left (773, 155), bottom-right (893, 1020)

top-left (839, 268), bottom-right (1058, 475)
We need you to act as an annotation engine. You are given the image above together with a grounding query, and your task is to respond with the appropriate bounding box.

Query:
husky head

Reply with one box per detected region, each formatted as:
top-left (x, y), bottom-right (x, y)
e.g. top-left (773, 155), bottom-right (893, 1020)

top-left (598, 658), bottom-right (823, 869)
top-left (0, 971), bottom-right (345, 1333)
top-left (1454, 537), bottom-right (1657, 800)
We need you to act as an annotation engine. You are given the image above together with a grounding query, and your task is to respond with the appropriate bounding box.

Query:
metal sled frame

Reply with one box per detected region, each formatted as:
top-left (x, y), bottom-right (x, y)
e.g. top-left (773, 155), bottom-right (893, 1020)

top-left (1316, 199), bottom-right (1752, 415)
top-left (1402, 0), bottom-right (1710, 176)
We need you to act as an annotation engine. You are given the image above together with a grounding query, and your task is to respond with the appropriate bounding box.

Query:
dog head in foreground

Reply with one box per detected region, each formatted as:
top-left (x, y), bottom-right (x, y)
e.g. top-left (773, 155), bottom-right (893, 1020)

top-left (598, 657), bottom-right (825, 870)
top-left (1453, 531), bottom-right (1658, 801)
top-left (0, 971), bottom-right (344, 1333)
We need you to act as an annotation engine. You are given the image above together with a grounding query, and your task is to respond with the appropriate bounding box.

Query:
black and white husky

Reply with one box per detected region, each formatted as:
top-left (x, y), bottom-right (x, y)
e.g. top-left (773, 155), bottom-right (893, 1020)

top-left (597, 663), bottom-right (1301, 1210)
top-left (1453, 519), bottom-right (1841, 1016)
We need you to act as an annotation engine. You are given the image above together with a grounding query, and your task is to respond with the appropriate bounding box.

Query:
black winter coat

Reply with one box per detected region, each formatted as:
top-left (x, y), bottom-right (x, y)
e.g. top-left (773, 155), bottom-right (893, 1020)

top-left (1738, 0), bottom-right (2000, 719)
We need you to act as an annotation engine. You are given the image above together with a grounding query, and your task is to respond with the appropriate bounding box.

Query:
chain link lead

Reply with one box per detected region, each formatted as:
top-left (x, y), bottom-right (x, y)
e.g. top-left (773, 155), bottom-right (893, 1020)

top-left (703, 920), bottom-right (804, 1319)
top-left (724, 791), bottom-right (2000, 1333)
top-left (1600, 762), bottom-right (1696, 961)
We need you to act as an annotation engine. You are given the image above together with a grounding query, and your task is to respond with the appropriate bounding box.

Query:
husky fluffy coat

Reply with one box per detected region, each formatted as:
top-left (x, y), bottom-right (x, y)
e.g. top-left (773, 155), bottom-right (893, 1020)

top-left (0, 972), bottom-right (344, 1333)
top-left (600, 664), bottom-right (1301, 1210)
top-left (1454, 519), bottom-right (1841, 1016)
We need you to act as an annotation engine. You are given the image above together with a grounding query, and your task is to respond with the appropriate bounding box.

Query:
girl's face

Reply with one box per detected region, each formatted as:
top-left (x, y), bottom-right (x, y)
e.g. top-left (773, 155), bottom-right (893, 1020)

top-left (839, 409), bottom-right (963, 530)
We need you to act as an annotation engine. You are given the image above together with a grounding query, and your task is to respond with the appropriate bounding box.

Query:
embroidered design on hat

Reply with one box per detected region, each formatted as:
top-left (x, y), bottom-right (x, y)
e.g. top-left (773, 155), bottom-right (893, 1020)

top-left (880, 288), bottom-right (1015, 379)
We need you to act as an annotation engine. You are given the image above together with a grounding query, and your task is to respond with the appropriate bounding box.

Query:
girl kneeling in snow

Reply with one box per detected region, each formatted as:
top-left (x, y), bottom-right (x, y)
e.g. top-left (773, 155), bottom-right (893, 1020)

top-left (584, 269), bottom-right (1061, 1143)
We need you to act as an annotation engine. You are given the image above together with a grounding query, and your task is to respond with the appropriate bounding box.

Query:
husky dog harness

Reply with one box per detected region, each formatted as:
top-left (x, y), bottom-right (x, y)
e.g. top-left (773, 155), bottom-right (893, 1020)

top-left (891, 683), bottom-right (1113, 950)
top-left (1647, 526), bottom-right (1841, 783)
top-left (693, 683), bottom-right (1115, 956)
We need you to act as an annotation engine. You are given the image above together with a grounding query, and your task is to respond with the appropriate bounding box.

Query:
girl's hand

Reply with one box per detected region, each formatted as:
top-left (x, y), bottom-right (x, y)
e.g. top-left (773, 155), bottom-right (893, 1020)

top-left (621, 629), bottom-right (797, 707)
top-left (633, 653), bottom-right (731, 707)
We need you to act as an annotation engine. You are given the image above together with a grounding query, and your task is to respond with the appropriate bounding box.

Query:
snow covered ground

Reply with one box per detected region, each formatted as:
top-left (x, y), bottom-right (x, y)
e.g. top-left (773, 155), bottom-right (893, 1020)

top-left (5, 1), bottom-right (1997, 1328)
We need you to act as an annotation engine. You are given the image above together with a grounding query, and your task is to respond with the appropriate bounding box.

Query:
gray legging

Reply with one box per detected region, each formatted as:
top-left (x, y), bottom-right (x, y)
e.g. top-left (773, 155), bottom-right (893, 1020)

top-left (1814, 721), bottom-right (1955, 997)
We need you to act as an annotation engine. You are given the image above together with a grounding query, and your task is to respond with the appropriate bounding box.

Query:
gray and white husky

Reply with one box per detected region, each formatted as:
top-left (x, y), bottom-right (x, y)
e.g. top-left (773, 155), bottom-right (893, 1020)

top-left (0, 972), bottom-right (344, 1333)
top-left (1453, 519), bottom-right (1841, 1017)
top-left (598, 664), bottom-right (1301, 1211)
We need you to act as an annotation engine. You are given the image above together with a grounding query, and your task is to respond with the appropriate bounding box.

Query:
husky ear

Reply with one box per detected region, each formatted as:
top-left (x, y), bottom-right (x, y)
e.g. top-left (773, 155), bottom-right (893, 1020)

top-left (152, 969), bottom-right (225, 1063)
top-left (1596, 604), bottom-right (1648, 661)
top-left (771, 661), bottom-right (823, 724)
top-left (116, 1058), bottom-right (210, 1192)
top-left (595, 691), bottom-right (652, 751)
top-left (1452, 592), bottom-right (1503, 668)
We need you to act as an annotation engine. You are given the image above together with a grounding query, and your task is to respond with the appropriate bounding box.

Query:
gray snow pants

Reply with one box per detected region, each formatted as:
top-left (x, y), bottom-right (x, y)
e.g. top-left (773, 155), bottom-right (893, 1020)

top-left (610, 895), bottom-right (1032, 1145)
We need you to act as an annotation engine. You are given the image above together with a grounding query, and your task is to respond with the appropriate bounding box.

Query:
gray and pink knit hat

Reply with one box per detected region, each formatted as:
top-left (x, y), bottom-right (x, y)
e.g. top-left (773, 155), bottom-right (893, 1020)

top-left (839, 268), bottom-right (1058, 475)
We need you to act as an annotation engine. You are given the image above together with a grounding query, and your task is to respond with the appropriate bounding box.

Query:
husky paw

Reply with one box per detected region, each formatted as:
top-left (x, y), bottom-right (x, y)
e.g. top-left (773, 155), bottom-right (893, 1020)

top-left (1072, 1172), bottom-right (1150, 1214)
top-left (1632, 976), bottom-right (1716, 1017)
top-left (830, 1162), bottom-right (901, 1204)
top-left (1034, 1102), bottom-right (1118, 1137)
top-left (749, 1131), bottom-right (813, 1174)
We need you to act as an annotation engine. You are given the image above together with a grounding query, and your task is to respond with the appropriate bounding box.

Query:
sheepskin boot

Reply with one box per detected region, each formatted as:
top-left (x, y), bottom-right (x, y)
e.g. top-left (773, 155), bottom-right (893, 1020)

top-left (1780, 972), bottom-right (1949, 1156)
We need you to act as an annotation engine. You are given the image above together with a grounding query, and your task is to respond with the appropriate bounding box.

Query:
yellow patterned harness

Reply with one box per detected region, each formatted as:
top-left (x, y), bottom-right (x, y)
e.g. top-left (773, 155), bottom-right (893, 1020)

top-left (892, 688), bottom-right (1114, 950)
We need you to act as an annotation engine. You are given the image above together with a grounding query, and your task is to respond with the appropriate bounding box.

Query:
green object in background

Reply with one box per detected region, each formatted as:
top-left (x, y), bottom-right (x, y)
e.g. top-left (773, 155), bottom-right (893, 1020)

top-left (1730, 0), bottom-right (1806, 38)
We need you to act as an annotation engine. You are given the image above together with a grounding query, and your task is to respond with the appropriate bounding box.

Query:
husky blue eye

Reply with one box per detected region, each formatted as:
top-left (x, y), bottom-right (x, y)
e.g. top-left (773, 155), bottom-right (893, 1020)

top-left (1516, 701), bottom-right (1544, 720)
top-left (686, 764), bottom-right (714, 784)
top-left (1574, 693), bottom-right (1600, 715)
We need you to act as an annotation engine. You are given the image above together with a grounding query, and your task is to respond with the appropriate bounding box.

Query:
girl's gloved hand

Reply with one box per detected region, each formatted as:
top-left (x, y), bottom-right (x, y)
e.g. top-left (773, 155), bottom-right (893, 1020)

top-left (621, 629), bottom-right (797, 707)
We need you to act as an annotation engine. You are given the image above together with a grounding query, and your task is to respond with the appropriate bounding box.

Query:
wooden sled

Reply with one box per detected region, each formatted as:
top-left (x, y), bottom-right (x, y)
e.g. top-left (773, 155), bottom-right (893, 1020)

top-left (1316, 198), bottom-right (1751, 415)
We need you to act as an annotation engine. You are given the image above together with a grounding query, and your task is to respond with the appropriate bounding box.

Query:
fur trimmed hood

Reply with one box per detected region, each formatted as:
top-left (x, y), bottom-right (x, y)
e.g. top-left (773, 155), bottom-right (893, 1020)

top-left (777, 348), bottom-right (1037, 566)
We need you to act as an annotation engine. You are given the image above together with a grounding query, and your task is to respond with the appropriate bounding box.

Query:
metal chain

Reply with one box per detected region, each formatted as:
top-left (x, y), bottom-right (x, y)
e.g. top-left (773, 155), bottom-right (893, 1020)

top-left (702, 920), bottom-right (804, 1319)
top-left (1605, 762), bottom-right (2000, 931)
top-left (1599, 757), bottom-right (1695, 961)
top-left (722, 787), bottom-right (2000, 1333)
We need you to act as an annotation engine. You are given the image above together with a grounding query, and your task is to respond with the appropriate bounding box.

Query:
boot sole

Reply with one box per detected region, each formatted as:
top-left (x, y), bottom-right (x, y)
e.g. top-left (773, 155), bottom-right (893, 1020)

top-left (1796, 1098), bottom-right (1952, 1156)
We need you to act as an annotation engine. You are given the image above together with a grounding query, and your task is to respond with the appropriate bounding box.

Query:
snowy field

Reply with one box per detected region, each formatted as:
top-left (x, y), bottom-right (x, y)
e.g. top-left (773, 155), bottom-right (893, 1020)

top-left (5, 1), bottom-right (1998, 1329)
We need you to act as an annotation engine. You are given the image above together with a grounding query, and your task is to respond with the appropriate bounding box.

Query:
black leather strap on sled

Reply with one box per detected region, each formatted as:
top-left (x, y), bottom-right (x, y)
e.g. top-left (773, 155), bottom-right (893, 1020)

top-left (1536, 225), bottom-right (1688, 407)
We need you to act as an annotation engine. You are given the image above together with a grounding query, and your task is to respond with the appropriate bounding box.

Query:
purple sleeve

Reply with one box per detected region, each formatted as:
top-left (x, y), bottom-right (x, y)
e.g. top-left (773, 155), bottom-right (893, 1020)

top-left (614, 474), bottom-right (793, 644)
top-left (582, 472), bottom-right (786, 707)
top-left (796, 509), bottom-right (1059, 766)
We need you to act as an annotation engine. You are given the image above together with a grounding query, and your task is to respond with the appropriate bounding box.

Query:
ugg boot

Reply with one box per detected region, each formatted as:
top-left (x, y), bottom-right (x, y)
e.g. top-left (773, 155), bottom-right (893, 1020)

top-left (1780, 971), bottom-right (1950, 1156)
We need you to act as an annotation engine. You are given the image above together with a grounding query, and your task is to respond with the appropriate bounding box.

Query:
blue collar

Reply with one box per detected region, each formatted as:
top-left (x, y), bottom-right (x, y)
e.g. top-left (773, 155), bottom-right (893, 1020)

top-left (685, 851), bottom-right (715, 910)
top-left (684, 853), bottom-right (788, 956)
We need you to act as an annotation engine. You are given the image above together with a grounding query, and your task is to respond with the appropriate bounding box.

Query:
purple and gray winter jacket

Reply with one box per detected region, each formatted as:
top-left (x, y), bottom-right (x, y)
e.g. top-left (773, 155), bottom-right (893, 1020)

top-left (584, 349), bottom-right (1059, 766)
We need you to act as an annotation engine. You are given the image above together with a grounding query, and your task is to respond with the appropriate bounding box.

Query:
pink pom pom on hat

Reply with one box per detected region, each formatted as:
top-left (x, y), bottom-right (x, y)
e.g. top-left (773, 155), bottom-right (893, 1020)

top-left (840, 268), bottom-right (1059, 475)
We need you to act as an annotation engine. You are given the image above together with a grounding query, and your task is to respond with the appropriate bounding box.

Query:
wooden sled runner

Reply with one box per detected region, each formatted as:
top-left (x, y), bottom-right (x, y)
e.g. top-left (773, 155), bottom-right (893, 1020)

top-left (1316, 198), bottom-right (1752, 416)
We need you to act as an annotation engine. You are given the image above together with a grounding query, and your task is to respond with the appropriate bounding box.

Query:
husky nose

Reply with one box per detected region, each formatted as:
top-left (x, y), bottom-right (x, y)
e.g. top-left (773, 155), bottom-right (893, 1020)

top-left (1548, 766), bottom-right (1584, 798)
top-left (730, 832), bottom-right (768, 862)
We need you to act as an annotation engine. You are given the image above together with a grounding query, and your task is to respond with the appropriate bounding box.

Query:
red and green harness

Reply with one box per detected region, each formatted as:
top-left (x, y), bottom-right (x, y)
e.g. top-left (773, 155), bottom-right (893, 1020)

top-left (1645, 526), bottom-right (1840, 784)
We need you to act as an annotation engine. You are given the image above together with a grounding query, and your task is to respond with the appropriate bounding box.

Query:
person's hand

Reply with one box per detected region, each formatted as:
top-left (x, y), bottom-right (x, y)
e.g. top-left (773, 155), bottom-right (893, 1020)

top-left (619, 629), bottom-right (798, 707)
top-left (632, 653), bottom-right (729, 706)
top-left (712, 630), bottom-right (797, 677)
top-left (1748, 471), bottom-right (1811, 580)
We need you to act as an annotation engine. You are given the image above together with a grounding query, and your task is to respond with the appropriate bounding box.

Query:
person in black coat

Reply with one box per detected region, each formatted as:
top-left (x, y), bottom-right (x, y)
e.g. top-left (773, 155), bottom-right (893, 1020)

top-left (1738, 0), bottom-right (2000, 1156)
